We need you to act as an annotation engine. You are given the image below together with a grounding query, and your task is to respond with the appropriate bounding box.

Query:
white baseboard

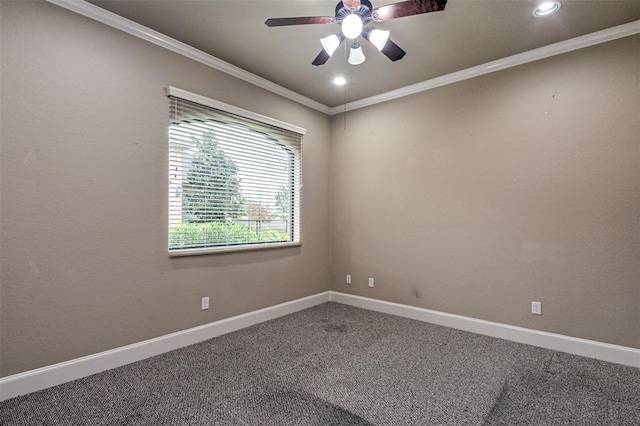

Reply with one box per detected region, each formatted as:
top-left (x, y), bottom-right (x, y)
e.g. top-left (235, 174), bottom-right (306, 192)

top-left (0, 291), bottom-right (331, 401)
top-left (328, 291), bottom-right (640, 369)
top-left (2, 290), bottom-right (638, 401)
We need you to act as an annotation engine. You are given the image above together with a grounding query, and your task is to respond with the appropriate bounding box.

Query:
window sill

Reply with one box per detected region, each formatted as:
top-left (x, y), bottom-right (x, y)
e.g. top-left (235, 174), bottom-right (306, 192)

top-left (168, 241), bottom-right (301, 257)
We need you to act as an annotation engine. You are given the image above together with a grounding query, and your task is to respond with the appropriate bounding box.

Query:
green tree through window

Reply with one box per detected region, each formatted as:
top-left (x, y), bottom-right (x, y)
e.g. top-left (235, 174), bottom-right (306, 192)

top-left (182, 132), bottom-right (244, 223)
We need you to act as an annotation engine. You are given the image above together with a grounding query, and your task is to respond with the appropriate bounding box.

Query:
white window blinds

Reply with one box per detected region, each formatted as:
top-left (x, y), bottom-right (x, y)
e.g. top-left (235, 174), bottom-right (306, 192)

top-left (167, 88), bottom-right (303, 255)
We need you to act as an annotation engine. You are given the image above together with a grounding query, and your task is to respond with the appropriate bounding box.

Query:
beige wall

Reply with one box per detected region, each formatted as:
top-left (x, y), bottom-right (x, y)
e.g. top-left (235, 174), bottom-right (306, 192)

top-left (0, 1), bottom-right (331, 376)
top-left (1, 1), bottom-right (638, 379)
top-left (330, 35), bottom-right (640, 349)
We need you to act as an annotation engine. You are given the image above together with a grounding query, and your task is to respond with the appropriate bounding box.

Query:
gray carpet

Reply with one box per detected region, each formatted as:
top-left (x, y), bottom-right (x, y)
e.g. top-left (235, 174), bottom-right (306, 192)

top-left (1, 302), bottom-right (639, 425)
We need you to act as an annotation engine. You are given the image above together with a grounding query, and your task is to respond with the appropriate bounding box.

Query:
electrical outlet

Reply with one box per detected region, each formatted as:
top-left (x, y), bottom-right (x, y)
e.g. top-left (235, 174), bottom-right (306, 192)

top-left (368, 278), bottom-right (374, 288)
top-left (201, 297), bottom-right (210, 310)
top-left (346, 274), bottom-right (351, 284)
top-left (531, 301), bottom-right (541, 315)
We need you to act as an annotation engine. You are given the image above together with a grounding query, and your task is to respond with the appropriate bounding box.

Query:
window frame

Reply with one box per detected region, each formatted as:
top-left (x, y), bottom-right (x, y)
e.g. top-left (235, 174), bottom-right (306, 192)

top-left (166, 87), bottom-right (305, 257)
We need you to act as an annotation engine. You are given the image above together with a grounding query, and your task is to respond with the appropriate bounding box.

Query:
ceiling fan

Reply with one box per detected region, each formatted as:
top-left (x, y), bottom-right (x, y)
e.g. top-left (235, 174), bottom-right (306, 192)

top-left (265, 0), bottom-right (447, 66)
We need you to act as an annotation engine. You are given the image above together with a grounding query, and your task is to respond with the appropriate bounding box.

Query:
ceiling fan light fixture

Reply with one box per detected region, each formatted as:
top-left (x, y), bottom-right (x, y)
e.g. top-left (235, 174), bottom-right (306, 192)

top-left (369, 29), bottom-right (390, 51)
top-left (348, 42), bottom-right (366, 65)
top-left (533, 1), bottom-right (561, 17)
top-left (342, 13), bottom-right (363, 39)
top-left (320, 34), bottom-right (341, 56)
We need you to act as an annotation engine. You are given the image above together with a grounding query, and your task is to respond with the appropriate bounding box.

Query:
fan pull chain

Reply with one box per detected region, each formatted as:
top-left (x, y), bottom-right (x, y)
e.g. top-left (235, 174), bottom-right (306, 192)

top-left (343, 41), bottom-right (348, 130)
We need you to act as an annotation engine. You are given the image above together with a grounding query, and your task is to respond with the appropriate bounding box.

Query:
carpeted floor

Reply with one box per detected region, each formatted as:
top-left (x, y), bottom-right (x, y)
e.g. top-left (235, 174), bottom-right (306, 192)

top-left (1, 302), bottom-right (639, 425)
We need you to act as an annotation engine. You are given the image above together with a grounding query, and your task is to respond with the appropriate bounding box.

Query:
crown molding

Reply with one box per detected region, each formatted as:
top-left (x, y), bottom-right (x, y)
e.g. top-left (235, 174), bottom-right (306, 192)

top-left (329, 19), bottom-right (640, 115)
top-left (46, 1), bottom-right (638, 117)
top-left (45, 0), bottom-right (332, 115)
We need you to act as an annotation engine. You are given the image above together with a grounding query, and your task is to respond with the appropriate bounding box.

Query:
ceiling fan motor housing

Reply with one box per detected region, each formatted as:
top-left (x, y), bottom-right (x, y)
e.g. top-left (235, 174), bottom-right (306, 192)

top-left (335, 0), bottom-right (374, 25)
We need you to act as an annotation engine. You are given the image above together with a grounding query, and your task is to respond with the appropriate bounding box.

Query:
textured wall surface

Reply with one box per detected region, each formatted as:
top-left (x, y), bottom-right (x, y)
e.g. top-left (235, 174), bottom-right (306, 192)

top-left (1, 1), bottom-right (639, 379)
top-left (0, 1), bottom-right (331, 376)
top-left (329, 36), bottom-right (640, 349)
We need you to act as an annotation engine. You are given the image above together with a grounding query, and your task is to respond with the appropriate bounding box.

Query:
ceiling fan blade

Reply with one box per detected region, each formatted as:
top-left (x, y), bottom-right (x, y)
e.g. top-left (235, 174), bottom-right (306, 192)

top-left (380, 39), bottom-right (406, 61)
top-left (343, 0), bottom-right (362, 9)
top-left (372, 0), bottom-right (447, 22)
top-left (265, 16), bottom-right (335, 27)
top-left (312, 50), bottom-right (332, 66)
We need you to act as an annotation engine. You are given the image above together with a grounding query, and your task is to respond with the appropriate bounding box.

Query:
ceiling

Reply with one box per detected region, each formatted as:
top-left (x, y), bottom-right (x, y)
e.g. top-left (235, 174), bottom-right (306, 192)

top-left (86, 0), bottom-right (640, 108)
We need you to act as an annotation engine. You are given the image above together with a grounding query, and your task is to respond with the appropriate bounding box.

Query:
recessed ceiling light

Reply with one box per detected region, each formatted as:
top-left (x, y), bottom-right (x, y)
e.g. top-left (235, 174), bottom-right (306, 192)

top-left (333, 76), bottom-right (346, 86)
top-left (533, 1), bottom-right (561, 17)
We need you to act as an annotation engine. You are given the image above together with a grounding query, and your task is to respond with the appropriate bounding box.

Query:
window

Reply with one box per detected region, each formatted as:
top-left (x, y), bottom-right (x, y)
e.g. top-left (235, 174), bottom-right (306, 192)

top-left (167, 87), bottom-right (304, 255)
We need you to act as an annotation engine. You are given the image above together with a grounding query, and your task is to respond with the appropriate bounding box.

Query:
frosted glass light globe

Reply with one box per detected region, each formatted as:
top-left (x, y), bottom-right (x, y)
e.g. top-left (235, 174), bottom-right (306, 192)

top-left (348, 43), bottom-right (365, 65)
top-left (369, 29), bottom-right (390, 51)
top-left (320, 34), bottom-right (341, 56)
top-left (342, 14), bottom-right (363, 39)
